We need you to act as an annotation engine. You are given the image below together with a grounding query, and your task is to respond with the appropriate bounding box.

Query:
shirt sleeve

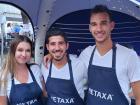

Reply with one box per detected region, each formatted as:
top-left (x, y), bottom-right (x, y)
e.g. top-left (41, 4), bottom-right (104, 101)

top-left (70, 56), bottom-right (88, 99)
top-left (127, 50), bottom-right (140, 83)
top-left (41, 63), bottom-right (50, 83)
top-left (79, 45), bottom-right (94, 68)
top-left (0, 73), bottom-right (11, 96)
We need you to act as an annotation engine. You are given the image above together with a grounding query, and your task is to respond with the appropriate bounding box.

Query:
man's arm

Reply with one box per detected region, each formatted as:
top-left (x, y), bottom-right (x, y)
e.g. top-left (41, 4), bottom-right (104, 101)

top-left (0, 96), bottom-right (7, 105)
top-left (43, 54), bottom-right (52, 68)
top-left (131, 81), bottom-right (140, 105)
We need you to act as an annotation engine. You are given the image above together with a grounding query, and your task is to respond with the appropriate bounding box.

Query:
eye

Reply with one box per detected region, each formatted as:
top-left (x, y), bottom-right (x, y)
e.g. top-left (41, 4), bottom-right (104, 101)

top-left (101, 20), bottom-right (110, 26)
top-left (49, 42), bottom-right (56, 46)
top-left (101, 21), bottom-right (107, 25)
top-left (17, 48), bottom-right (23, 52)
top-left (59, 41), bottom-right (65, 45)
top-left (90, 22), bottom-right (96, 26)
top-left (26, 49), bottom-right (31, 52)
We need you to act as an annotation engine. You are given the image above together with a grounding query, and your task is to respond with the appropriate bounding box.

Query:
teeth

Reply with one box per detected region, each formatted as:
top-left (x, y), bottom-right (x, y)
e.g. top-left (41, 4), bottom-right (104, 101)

top-left (55, 52), bottom-right (61, 55)
top-left (96, 34), bottom-right (103, 37)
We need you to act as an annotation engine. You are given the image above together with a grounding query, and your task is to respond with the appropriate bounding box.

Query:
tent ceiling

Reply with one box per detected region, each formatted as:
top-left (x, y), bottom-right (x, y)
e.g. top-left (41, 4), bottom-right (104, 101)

top-left (0, 0), bottom-right (140, 28)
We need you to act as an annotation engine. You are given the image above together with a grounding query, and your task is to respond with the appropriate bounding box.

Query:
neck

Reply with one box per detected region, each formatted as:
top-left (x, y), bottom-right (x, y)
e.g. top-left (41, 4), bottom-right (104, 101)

top-left (14, 63), bottom-right (29, 83)
top-left (15, 63), bottom-right (28, 72)
top-left (96, 39), bottom-right (113, 56)
top-left (52, 55), bottom-right (68, 69)
top-left (14, 63), bottom-right (28, 78)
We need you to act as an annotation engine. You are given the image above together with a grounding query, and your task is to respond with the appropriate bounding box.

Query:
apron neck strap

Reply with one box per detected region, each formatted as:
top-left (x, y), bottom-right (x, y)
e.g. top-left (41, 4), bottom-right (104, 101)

top-left (49, 54), bottom-right (74, 81)
top-left (112, 43), bottom-right (116, 69)
top-left (88, 43), bottom-right (117, 69)
top-left (11, 64), bottom-right (36, 85)
top-left (67, 54), bottom-right (74, 81)
top-left (26, 64), bottom-right (36, 82)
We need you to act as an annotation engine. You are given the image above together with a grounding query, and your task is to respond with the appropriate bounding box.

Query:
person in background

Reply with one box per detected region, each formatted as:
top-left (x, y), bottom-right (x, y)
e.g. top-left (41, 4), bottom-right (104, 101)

top-left (19, 25), bottom-right (24, 35)
top-left (79, 4), bottom-right (140, 105)
top-left (13, 23), bottom-right (21, 35)
top-left (0, 35), bottom-right (46, 105)
top-left (41, 28), bottom-right (87, 105)
top-left (6, 23), bottom-right (13, 36)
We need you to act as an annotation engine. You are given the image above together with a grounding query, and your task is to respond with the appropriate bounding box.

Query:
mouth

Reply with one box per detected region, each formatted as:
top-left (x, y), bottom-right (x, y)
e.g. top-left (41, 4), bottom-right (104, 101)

top-left (51, 50), bottom-right (63, 57)
top-left (53, 50), bottom-right (62, 53)
top-left (95, 32), bottom-right (105, 38)
top-left (52, 49), bottom-right (61, 53)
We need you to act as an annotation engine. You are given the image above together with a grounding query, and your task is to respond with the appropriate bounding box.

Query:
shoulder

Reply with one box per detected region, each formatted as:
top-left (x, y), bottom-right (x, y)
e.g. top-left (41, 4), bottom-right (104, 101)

top-left (78, 45), bottom-right (95, 68)
top-left (0, 73), bottom-right (11, 96)
top-left (41, 62), bottom-right (50, 71)
top-left (116, 44), bottom-right (139, 66)
top-left (79, 45), bottom-right (95, 58)
top-left (116, 44), bottom-right (137, 57)
top-left (29, 63), bottom-right (40, 69)
top-left (69, 54), bottom-right (80, 62)
top-left (41, 62), bottom-right (50, 76)
top-left (27, 63), bottom-right (41, 74)
top-left (70, 55), bottom-right (86, 69)
top-left (82, 45), bottom-right (95, 53)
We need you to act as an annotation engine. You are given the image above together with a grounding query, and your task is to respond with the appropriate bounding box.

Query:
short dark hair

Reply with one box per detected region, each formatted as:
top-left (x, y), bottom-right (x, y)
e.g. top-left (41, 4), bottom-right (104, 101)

top-left (7, 23), bottom-right (11, 27)
top-left (90, 5), bottom-right (113, 21)
top-left (45, 27), bottom-right (68, 44)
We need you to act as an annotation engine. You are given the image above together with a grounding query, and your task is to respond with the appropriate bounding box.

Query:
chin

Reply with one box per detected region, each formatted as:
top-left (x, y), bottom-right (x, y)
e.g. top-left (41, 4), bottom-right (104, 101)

top-left (17, 60), bottom-right (28, 64)
top-left (16, 62), bottom-right (26, 65)
top-left (53, 57), bottom-right (63, 61)
top-left (54, 58), bottom-right (62, 61)
top-left (96, 39), bottom-right (106, 43)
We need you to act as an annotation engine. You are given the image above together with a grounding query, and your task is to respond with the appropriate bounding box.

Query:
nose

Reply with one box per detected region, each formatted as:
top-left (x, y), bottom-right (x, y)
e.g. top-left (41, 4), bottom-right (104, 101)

top-left (96, 25), bottom-right (102, 32)
top-left (22, 51), bottom-right (27, 57)
top-left (55, 44), bottom-right (60, 50)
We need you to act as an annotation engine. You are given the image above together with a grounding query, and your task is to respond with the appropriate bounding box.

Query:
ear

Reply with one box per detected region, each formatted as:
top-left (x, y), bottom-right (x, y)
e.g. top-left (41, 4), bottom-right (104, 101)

top-left (46, 44), bottom-right (49, 50)
top-left (66, 43), bottom-right (69, 50)
top-left (110, 21), bottom-right (115, 31)
top-left (89, 24), bottom-right (92, 33)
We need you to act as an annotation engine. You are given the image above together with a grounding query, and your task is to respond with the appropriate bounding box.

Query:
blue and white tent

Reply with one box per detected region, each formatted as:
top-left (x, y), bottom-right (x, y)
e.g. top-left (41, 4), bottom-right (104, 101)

top-left (0, 0), bottom-right (140, 63)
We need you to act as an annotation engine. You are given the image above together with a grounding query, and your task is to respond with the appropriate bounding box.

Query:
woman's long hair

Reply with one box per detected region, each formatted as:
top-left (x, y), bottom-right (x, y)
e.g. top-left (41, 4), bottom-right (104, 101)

top-left (0, 35), bottom-right (32, 94)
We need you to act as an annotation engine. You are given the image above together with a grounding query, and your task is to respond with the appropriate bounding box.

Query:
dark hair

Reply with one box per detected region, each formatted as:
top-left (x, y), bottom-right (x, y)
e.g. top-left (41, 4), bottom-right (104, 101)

top-left (45, 27), bottom-right (68, 44)
top-left (7, 23), bottom-right (11, 27)
top-left (90, 5), bottom-right (112, 21)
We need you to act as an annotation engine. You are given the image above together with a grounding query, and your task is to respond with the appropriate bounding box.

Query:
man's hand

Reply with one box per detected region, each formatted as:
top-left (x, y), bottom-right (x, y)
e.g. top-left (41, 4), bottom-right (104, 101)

top-left (43, 54), bottom-right (52, 68)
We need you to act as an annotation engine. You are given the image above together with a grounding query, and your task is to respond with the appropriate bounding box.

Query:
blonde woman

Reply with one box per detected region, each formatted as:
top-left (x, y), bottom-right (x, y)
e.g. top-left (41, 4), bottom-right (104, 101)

top-left (0, 35), bottom-right (46, 105)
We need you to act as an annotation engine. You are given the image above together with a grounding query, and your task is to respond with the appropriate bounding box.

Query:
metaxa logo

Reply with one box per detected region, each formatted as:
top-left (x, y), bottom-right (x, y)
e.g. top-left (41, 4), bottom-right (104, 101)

top-left (88, 88), bottom-right (114, 101)
top-left (16, 99), bottom-right (37, 105)
top-left (51, 96), bottom-right (75, 104)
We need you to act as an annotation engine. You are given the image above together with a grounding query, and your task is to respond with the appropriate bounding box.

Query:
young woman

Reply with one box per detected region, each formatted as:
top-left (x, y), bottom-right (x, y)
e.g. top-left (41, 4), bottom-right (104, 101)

top-left (0, 35), bottom-right (46, 105)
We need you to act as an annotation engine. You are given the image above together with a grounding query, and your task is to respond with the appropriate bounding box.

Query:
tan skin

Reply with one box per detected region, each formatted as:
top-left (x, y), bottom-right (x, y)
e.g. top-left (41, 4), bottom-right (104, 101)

top-left (0, 97), bottom-right (7, 105)
top-left (131, 82), bottom-right (140, 105)
top-left (90, 12), bottom-right (140, 105)
top-left (46, 36), bottom-right (69, 69)
top-left (89, 12), bottom-right (114, 56)
top-left (14, 42), bottom-right (32, 83)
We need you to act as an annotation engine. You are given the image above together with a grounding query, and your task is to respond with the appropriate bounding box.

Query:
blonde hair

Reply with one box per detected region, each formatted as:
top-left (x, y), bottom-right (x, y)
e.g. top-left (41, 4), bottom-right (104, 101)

top-left (0, 35), bottom-right (32, 94)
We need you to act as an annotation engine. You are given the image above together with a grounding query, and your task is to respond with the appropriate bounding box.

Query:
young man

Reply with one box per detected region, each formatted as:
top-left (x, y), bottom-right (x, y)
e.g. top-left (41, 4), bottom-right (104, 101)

top-left (41, 28), bottom-right (87, 105)
top-left (79, 5), bottom-right (140, 105)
